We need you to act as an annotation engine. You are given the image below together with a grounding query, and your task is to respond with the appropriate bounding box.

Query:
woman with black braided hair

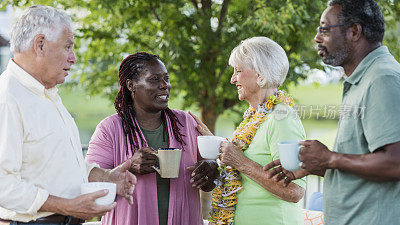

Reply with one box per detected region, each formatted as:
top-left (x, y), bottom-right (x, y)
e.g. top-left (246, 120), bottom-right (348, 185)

top-left (85, 52), bottom-right (218, 225)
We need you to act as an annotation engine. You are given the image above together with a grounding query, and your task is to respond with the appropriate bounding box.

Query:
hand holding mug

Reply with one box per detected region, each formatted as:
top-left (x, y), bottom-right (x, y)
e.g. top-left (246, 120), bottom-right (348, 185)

top-left (197, 136), bottom-right (226, 160)
top-left (263, 159), bottom-right (310, 187)
top-left (298, 140), bottom-right (333, 175)
top-left (81, 182), bottom-right (117, 206)
top-left (129, 147), bottom-right (157, 175)
top-left (219, 142), bottom-right (247, 169)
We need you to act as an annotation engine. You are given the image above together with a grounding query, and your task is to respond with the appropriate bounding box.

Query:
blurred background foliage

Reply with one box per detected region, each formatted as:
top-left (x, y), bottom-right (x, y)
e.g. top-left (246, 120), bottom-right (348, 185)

top-left (0, 0), bottom-right (399, 132)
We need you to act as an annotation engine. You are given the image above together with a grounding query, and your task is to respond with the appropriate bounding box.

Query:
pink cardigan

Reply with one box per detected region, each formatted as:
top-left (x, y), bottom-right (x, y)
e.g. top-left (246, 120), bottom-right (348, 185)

top-left (85, 110), bottom-right (203, 225)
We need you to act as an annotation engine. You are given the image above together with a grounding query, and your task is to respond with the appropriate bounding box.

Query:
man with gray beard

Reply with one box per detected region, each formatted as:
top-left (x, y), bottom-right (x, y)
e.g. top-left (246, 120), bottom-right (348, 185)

top-left (264, 0), bottom-right (400, 224)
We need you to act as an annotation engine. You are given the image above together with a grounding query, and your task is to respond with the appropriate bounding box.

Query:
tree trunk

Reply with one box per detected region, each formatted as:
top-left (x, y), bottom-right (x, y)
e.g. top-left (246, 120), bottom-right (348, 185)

top-left (201, 106), bottom-right (218, 134)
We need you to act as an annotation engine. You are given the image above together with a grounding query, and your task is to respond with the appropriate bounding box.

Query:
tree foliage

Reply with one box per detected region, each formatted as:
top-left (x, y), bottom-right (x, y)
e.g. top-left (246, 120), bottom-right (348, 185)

top-left (1, 0), bottom-right (398, 131)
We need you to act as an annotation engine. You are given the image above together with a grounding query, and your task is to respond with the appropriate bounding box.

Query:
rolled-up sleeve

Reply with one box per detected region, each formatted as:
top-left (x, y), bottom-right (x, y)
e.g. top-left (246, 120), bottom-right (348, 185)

top-left (85, 122), bottom-right (115, 169)
top-left (0, 101), bottom-right (49, 214)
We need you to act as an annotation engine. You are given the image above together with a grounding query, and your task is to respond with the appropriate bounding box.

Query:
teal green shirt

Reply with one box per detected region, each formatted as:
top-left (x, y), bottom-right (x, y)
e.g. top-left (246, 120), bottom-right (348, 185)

top-left (324, 46), bottom-right (400, 225)
top-left (234, 104), bottom-right (306, 225)
top-left (141, 125), bottom-right (170, 225)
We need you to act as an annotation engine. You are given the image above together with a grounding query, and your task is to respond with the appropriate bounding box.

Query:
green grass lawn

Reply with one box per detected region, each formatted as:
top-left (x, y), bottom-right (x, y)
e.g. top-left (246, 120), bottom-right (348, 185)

top-left (289, 82), bottom-right (343, 106)
top-left (288, 82), bottom-right (343, 149)
top-left (60, 82), bottom-right (343, 148)
top-left (59, 87), bottom-right (115, 144)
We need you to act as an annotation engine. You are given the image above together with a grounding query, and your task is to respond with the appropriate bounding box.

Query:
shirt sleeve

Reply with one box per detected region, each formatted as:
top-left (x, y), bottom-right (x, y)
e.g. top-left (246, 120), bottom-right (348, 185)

top-left (362, 75), bottom-right (400, 152)
top-left (267, 105), bottom-right (307, 189)
top-left (85, 121), bottom-right (115, 169)
top-left (0, 101), bottom-right (49, 215)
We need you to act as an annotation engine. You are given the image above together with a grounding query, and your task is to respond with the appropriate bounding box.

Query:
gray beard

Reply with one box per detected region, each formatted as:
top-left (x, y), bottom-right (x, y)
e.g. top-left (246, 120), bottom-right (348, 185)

top-left (322, 44), bottom-right (350, 67)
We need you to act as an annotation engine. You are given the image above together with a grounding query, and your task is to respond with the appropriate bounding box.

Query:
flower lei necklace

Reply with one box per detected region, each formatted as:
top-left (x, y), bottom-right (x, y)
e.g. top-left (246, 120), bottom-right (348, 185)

top-left (209, 91), bottom-right (294, 225)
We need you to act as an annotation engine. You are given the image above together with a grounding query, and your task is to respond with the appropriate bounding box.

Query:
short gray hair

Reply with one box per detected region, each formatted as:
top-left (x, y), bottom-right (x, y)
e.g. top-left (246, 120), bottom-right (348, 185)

top-left (10, 5), bottom-right (73, 53)
top-left (328, 0), bottom-right (384, 43)
top-left (229, 36), bottom-right (289, 88)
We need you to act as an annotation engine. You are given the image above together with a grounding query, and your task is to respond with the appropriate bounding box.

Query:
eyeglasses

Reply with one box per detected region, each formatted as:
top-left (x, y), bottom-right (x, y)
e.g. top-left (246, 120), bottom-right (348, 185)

top-left (316, 24), bottom-right (345, 36)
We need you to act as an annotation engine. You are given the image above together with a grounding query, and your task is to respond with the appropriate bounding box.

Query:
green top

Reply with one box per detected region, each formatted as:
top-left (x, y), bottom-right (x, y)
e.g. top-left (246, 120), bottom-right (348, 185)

top-left (234, 104), bottom-right (306, 225)
top-left (141, 125), bottom-right (170, 225)
top-left (324, 46), bottom-right (400, 225)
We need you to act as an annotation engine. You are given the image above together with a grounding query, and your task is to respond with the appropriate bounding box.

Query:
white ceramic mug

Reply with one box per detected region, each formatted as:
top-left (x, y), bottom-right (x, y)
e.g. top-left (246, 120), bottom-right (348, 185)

top-left (81, 182), bottom-right (116, 205)
top-left (277, 140), bottom-right (303, 171)
top-left (197, 136), bottom-right (226, 160)
top-left (152, 148), bottom-right (182, 178)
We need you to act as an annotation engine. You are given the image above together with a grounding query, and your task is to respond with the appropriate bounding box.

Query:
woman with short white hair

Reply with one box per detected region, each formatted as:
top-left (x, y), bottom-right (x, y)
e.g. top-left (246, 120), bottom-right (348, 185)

top-left (191, 37), bottom-right (306, 225)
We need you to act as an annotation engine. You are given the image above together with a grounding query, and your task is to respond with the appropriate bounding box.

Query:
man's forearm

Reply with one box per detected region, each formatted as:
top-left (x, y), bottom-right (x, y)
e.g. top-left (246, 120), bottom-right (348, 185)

top-left (39, 195), bottom-right (69, 215)
top-left (329, 149), bottom-right (400, 181)
top-left (39, 191), bottom-right (115, 220)
top-left (88, 167), bottom-right (111, 183)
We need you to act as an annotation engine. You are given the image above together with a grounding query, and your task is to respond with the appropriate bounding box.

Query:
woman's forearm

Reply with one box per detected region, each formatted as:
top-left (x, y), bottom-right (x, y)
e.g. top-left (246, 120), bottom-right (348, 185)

top-left (237, 157), bottom-right (305, 203)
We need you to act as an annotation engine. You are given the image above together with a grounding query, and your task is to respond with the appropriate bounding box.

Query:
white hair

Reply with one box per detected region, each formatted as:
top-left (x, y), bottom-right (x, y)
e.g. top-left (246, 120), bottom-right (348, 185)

top-left (229, 36), bottom-right (289, 88)
top-left (10, 5), bottom-right (73, 53)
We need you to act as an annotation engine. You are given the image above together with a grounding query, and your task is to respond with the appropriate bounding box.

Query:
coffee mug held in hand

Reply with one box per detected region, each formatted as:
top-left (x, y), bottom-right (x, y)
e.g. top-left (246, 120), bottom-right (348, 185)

top-left (152, 148), bottom-right (182, 178)
top-left (277, 140), bottom-right (303, 171)
top-left (197, 136), bottom-right (226, 160)
top-left (81, 182), bottom-right (116, 205)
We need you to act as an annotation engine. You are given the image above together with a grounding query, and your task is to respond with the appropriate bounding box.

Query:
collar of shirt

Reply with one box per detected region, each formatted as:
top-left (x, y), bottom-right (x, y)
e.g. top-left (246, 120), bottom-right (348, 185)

top-left (344, 46), bottom-right (390, 86)
top-left (7, 59), bottom-right (59, 102)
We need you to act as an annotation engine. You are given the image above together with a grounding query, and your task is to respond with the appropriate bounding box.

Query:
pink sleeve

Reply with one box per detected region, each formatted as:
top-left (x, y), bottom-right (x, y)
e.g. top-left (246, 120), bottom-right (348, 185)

top-left (182, 111), bottom-right (202, 161)
top-left (85, 122), bottom-right (115, 169)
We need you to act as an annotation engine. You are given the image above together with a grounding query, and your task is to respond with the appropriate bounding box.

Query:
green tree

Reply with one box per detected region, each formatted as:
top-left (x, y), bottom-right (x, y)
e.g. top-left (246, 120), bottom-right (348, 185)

top-left (1, 0), bottom-right (398, 131)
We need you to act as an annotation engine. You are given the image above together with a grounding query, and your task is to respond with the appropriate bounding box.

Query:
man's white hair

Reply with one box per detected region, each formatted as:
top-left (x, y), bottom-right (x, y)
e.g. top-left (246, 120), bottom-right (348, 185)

top-left (229, 36), bottom-right (289, 88)
top-left (10, 5), bottom-right (73, 53)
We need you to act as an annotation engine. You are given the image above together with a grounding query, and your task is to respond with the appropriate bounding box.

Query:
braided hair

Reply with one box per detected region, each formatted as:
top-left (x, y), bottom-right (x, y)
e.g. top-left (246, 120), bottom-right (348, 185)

top-left (114, 52), bottom-right (186, 154)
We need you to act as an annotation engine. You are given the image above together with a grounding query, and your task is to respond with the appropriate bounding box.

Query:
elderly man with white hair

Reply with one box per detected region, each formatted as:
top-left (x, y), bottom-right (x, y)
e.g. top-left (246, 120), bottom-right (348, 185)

top-left (0, 5), bottom-right (136, 225)
top-left (190, 36), bottom-right (306, 225)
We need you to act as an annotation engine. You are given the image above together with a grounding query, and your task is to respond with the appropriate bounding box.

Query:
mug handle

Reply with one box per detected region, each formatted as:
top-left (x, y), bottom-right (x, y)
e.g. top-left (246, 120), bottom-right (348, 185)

top-left (298, 145), bottom-right (304, 168)
top-left (151, 152), bottom-right (160, 174)
top-left (152, 165), bottom-right (161, 174)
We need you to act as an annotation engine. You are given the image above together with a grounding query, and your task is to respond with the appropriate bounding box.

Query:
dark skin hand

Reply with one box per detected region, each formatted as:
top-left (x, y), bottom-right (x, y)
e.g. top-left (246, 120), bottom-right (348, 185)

top-left (264, 159), bottom-right (313, 187)
top-left (297, 140), bottom-right (330, 176)
top-left (129, 147), bottom-right (157, 175)
top-left (220, 142), bottom-right (304, 202)
top-left (264, 140), bottom-right (400, 185)
top-left (299, 140), bottom-right (400, 181)
top-left (187, 160), bottom-right (219, 192)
